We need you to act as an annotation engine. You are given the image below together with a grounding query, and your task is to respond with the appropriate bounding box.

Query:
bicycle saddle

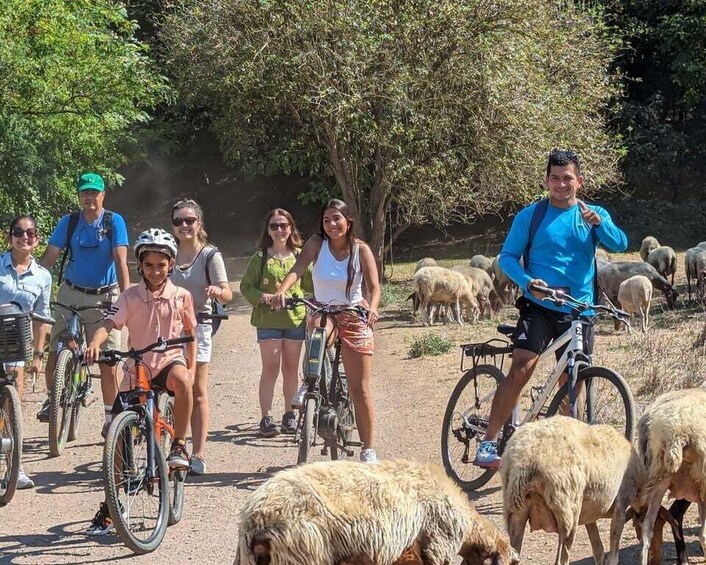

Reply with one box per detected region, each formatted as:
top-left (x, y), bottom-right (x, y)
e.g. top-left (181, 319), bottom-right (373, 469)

top-left (496, 324), bottom-right (515, 336)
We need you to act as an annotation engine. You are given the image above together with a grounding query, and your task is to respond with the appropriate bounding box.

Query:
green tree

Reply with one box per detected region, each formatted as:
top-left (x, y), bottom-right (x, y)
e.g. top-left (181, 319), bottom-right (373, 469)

top-left (0, 0), bottom-right (169, 225)
top-left (163, 0), bottom-right (622, 263)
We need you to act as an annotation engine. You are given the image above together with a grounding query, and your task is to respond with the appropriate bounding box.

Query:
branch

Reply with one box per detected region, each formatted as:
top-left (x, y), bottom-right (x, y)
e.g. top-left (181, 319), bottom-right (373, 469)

top-left (383, 221), bottom-right (412, 256)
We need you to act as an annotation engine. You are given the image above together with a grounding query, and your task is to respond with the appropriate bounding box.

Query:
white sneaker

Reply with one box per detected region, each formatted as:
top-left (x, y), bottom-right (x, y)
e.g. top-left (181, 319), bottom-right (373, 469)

top-left (291, 382), bottom-right (308, 409)
top-left (17, 467), bottom-right (34, 489)
top-left (359, 448), bottom-right (379, 464)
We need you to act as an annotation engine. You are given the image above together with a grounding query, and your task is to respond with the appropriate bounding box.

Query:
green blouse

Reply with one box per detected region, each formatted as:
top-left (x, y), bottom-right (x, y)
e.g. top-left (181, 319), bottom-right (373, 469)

top-left (240, 250), bottom-right (313, 329)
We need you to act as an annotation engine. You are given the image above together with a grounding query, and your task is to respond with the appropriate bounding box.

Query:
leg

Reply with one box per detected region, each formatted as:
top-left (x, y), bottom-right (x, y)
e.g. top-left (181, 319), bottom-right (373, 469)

top-left (640, 484), bottom-right (671, 565)
top-left (699, 502), bottom-right (706, 558)
top-left (190, 361), bottom-right (210, 458)
top-left (341, 347), bottom-right (374, 449)
top-left (258, 340), bottom-right (283, 418)
top-left (13, 366), bottom-right (25, 401)
top-left (484, 349), bottom-right (539, 441)
top-left (586, 522), bottom-right (605, 565)
top-left (165, 364), bottom-right (194, 441)
top-left (280, 339), bottom-right (303, 410)
top-left (507, 512), bottom-right (528, 558)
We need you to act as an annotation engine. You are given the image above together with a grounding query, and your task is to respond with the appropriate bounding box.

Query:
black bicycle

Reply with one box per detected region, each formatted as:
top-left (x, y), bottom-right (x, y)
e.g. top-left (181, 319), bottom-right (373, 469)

top-left (0, 302), bottom-right (54, 506)
top-left (441, 285), bottom-right (635, 491)
top-left (285, 297), bottom-right (360, 464)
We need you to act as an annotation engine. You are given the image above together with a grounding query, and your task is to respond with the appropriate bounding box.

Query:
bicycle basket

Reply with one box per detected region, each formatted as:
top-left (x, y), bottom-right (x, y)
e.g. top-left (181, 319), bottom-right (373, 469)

top-left (460, 338), bottom-right (513, 372)
top-left (0, 304), bottom-right (32, 363)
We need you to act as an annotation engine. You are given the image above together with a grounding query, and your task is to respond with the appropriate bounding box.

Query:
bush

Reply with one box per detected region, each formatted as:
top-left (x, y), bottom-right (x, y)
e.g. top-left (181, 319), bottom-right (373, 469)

top-left (380, 284), bottom-right (412, 308)
top-left (408, 333), bottom-right (454, 358)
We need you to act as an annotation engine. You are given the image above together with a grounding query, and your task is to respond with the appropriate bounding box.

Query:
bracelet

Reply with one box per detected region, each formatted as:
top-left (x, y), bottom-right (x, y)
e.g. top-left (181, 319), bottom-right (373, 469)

top-left (33, 350), bottom-right (45, 360)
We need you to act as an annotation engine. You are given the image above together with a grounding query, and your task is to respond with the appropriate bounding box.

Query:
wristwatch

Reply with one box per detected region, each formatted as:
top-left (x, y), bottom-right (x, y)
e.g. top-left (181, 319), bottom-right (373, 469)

top-left (33, 350), bottom-right (45, 360)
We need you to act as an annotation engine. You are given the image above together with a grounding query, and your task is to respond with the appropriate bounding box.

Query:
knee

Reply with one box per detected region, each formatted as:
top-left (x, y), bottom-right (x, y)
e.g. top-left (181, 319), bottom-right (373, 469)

top-left (170, 368), bottom-right (193, 394)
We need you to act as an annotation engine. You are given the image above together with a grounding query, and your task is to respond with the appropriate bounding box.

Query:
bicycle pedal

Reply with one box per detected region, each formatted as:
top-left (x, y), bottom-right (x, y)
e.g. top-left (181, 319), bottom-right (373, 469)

top-left (346, 441), bottom-right (363, 448)
top-left (341, 447), bottom-right (355, 457)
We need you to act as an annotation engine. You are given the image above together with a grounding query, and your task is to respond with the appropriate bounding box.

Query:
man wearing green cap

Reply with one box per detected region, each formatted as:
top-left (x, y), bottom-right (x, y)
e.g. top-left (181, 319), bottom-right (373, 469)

top-left (39, 173), bottom-right (131, 438)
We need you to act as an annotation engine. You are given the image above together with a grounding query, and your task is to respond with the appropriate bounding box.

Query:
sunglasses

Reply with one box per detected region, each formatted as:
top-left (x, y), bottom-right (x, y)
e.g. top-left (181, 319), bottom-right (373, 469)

top-left (269, 222), bottom-right (290, 231)
top-left (172, 217), bottom-right (198, 227)
top-left (11, 227), bottom-right (38, 238)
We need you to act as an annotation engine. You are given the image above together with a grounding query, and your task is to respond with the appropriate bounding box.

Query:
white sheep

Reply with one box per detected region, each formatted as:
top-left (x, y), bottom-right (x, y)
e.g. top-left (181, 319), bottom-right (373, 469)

top-left (415, 257), bottom-right (438, 273)
top-left (636, 388), bottom-right (706, 565)
top-left (470, 254), bottom-right (494, 277)
top-left (414, 266), bottom-right (479, 326)
top-left (451, 265), bottom-right (501, 319)
top-left (491, 256), bottom-right (518, 305)
top-left (646, 246), bottom-right (677, 285)
top-left (595, 248), bottom-right (611, 265)
top-left (501, 416), bottom-right (644, 565)
top-left (640, 236), bottom-right (660, 262)
top-left (697, 241), bottom-right (706, 250)
top-left (685, 247), bottom-right (706, 301)
top-left (234, 459), bottom-right (519, 565)
top-left (618, 275), bottom-right (653, 333)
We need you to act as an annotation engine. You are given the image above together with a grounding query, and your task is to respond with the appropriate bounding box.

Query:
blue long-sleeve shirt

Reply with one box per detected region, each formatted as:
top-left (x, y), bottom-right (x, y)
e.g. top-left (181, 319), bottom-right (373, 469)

top-left (498, 201), bottom-right (628, 313)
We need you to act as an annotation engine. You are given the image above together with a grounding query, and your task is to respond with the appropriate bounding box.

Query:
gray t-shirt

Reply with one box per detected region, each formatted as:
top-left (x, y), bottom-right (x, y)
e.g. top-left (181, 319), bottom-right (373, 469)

top-left (171, 245), bottom-right (228, 315)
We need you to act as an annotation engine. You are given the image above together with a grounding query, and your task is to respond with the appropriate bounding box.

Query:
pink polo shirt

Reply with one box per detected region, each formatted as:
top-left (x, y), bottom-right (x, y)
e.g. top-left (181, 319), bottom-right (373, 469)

top-left (108, 279), bottom-right (197, 390)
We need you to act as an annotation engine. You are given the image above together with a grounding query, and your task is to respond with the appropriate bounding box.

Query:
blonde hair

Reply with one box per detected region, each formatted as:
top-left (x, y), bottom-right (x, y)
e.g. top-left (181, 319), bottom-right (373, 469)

top-left (171, 198), bottom-right (209, 245)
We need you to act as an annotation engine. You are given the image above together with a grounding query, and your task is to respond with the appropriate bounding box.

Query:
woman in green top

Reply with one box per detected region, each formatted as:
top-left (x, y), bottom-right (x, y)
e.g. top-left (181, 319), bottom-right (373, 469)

top-left (240, 209), bottom-right (309, 437)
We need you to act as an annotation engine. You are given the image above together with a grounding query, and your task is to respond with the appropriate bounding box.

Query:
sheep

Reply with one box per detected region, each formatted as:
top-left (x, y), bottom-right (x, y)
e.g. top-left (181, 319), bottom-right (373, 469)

top-left (595, 248), bottom-right (611, 266)
top-left (646, 246), bottom-right (677, 285)
top-left (234, 459), bottom-right (519, 565)
top-left (636, 388), bottom-right (706, 565)
top-left (598, 261), bottom-right (678, 312)
top-left (501, 416), bottom-right (644, 565)
top-left (697, 241), bottom-right (706, 250)
top-left (640, 236), bottom-right (660, 262)
top-left (451, 265), bottom-right (502, 318)
top-left (415, 257), bottom-right (438, 273)
top-left (470, 254), bottom-right (494, 278)
top-left (413, 266), bottom-right (479, 326)
top-left (618, 275), bottom-right (653, 333)
top-left (492, 256), bottom-right (519, 305)
top-left (685, 247), bottom-right (706, 301)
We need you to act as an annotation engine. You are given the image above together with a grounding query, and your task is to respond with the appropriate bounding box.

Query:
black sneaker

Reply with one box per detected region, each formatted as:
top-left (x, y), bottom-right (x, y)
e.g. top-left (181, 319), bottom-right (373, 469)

top-left (281, 411), bottom-right (297, 434)
top-left (259, 416), bottom-right (280, 438)
top-left (168, 439), bottom-right (191, 469)
top-left (85, 502), bottom-right (114, 536)
top-left (37, 398), bottom-right (50, 422)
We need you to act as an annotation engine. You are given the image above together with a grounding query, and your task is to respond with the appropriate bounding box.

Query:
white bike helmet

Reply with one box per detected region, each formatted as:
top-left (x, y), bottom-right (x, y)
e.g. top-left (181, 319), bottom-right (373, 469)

top-left (133, 228), bottom-right (178, 261)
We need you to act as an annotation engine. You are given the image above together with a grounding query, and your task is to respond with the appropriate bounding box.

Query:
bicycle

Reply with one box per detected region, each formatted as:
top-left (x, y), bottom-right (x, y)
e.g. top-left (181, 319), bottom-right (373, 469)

top-left (45, 301), bottom-right (110, 457)
top-left (285, 297), bottom-right (360, 465)
top-left (441, 284), bottom-right (636, 492)
top-left (0, 302), bottom-right (54, 506)
top-left (95, 336), bottom-right (193, 554)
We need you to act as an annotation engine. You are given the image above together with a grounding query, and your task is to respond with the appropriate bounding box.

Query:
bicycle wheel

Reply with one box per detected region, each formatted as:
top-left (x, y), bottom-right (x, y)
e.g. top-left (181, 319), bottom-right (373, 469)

top-left (104, 410), bottom-right (169, 554)
top-left (330, 376), bottom-right (355, 461)
top-left (546, 365), bottom-right (636, 442)
top-left (157, 393), bottom-right (184, 526)
top-left (0, 384), bottom-right (22, 506)
top-left (48, 349), bottom-right (74, 457)
top-left (67, 366), bottom-right (88, 442)
top-left (297, 397), bottom-right (316, 465)
top-left (441, 365), bottom-right (504, 491)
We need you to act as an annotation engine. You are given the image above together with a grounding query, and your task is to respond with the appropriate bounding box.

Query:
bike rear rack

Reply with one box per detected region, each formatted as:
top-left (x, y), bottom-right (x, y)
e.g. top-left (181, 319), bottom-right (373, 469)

top-left (460, 339), bottom-right (513, 373)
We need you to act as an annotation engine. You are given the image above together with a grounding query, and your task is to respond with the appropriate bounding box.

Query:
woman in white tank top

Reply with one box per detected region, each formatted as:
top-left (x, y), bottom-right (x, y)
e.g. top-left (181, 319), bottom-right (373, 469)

top-left (271, 199), bottom-right (381, 464)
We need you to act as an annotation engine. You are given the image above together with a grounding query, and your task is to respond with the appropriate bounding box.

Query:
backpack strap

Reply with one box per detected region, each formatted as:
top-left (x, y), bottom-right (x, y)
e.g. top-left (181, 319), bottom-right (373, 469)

top-left (204, 246), bottom-right (220, 287)
top-left (57, 209), bottom-right (114, 284)
top-left (523, 198), bottom-right (550, 267)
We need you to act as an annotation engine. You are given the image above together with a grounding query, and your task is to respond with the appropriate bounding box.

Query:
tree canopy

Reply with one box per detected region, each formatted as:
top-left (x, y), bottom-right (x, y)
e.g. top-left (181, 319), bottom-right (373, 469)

top-left (162, 0), bottom-right (623, 260)
top-left (0, 0), bottom-right (169, 226)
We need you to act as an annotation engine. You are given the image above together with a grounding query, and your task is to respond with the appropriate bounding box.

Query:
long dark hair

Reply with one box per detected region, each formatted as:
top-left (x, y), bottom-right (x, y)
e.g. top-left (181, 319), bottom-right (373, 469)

top-left (171, 198), bottom-right (209, 245)
top-left (320, 199), bottom-right (357, 298)
top-left (257, 208), bottom-right (303, 280)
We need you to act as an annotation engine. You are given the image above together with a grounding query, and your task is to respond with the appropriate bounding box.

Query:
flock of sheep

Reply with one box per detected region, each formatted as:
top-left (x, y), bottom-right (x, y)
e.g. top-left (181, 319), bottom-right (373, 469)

top-left (409, 236), bottom-right (706, 333)
top-left (231, 388), bottom-right (706, 564)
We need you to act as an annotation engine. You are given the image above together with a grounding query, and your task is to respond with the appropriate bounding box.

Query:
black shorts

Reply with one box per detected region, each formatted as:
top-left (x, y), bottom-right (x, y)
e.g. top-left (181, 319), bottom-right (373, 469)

top-left (512, 297), bottom-right (594, 360)
top-left (111, 360), bottom-right (185, 415)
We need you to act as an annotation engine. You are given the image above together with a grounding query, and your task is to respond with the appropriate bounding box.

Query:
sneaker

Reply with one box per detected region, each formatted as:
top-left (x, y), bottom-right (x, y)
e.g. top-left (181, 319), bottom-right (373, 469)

top-left (473, 440), bottom-right (501, 469)
top-left (359, 448), bottom-right (379, 464)
top-left (36, 398), bottom-right (50, 422)
top-left (189, 455), bottom-right (206, 476)
top-left (258, 416), bottom-right (280, 438)
top-left (291, 382), bottom-right (308, 409)
top-left (17, 467), bottom-right (34, 490)
top-left (281, 412), bottom-right (297, 435)
top-left (85, 502), bottom-right (114, 536)
top-left (168, 439), bottom-right (191, 469)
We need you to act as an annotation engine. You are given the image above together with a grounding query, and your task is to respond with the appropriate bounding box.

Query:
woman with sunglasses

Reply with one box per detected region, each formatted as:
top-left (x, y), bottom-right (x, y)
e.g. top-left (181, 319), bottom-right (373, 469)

top-left (0, 215), bottom-right (52, 489)
top-left (240, 209), bottom-right (311, 437)
top-left (170, 199), bottom-right (232, 475)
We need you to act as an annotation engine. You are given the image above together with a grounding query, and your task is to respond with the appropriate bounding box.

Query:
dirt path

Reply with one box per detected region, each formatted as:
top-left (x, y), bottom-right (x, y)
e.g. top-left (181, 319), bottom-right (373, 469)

top-left (0, 281), bottom-right (701, 564)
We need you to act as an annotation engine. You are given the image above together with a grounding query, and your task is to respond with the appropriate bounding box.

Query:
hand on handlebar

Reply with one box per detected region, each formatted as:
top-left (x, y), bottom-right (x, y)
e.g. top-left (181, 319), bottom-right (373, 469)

top-left (269, 292), bottom-right (287, 311)
top-left (84, 341), bottom-right (102, 365)
top-left (528, 279), bottom-right (551, 301)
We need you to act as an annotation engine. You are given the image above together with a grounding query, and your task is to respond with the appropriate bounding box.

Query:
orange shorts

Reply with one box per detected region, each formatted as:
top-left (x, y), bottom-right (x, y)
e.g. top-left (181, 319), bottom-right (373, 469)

top-left (334, 309), bottom-right (374, 355)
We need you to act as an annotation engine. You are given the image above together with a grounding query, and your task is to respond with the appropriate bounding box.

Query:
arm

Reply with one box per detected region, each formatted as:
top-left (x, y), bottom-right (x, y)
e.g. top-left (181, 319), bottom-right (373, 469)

top-left (359, 243), bottom-right (381, 326)
top-left (593, 206), bottom-right (628, 253)
top-left (184, 327), bottom-right (197, 376)
top-left (113, 246), bottom-right (130, 291)
top-left (30, 321), bottom-right (49, 376)
top-left (181, 291), bottom-right (198, 374)
top-left (205, 251), bottom-right (233, 304)
top-left (497, 209), bottom-right (534, 292)
top-left (272, 236), bottom-right (321, 307)
top-left (40, 245), bottom-right (62, 270)
top-left (41, 215), bottom-right (68, 270)
top-left (240, 253), bottom-right (266, 306)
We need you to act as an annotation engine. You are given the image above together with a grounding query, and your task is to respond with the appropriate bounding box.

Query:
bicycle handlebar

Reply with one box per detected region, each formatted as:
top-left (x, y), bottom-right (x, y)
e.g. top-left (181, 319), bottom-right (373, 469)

top-left (196, 312), bottom-right (229, 322)
top-left (31, 312), bottom-right (56, 325)
top-left (51, 301), bottom-right (113, 315)
top-left (285, 296), bottom-right (367, 317)
top-left (528, 283), bottom-right (630, 322)
top-left (90, 336), bottom-right (195, 366)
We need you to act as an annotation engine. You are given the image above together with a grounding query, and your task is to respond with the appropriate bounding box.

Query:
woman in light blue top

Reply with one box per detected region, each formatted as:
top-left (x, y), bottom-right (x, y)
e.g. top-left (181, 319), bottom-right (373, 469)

top-left (0, 215), bottom-right (52, 489)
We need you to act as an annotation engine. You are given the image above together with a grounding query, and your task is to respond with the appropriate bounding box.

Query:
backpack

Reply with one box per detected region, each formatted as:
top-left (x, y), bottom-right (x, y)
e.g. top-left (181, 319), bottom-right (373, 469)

top-left (57, 210), bottom-right (114, 284)
top-left (204, 247), bottom-right (226, 335)
top-left (523, 198), bottom-right (600, 301)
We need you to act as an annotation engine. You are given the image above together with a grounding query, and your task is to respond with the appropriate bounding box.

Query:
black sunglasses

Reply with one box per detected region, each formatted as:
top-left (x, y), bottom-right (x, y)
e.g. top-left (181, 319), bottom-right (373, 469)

top-left (269, 222), bottom-right (290, 231)
top-left (172, 217), bottom-right (197, 227)
top-left (11, 227), bottom-right (38, 238)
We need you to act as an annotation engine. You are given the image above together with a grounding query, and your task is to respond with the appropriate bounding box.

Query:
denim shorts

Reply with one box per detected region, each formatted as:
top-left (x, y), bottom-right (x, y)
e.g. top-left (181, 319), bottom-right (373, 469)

top-left (257, 326), bottom-right (306, 342)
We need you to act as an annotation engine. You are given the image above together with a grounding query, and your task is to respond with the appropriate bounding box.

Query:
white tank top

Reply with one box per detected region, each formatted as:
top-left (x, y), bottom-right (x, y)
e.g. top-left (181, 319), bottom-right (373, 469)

top-left (312, 239), bottom-right (363, 305)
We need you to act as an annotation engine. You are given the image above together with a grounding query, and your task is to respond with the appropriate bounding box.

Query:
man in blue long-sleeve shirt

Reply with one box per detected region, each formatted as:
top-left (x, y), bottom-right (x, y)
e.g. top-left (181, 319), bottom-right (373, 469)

top-left (474, 149), bottom-right (628, 468)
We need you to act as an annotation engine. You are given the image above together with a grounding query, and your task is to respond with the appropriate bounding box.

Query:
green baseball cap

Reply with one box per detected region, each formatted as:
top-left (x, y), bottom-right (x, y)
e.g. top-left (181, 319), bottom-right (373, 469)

top-left (77, 172), bottom-right (105, 192)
